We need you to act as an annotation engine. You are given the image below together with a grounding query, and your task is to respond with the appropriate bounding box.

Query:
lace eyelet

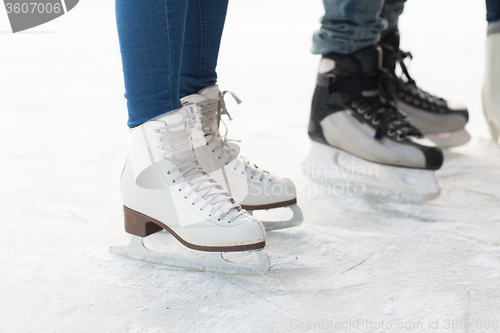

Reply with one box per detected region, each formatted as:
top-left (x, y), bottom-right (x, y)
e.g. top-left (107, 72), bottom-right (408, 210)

top-left (388, 129), bottom-right (395, 136)
top-left (218, 157), bottom-right (220, 159)
top-left (372, 119), bottom-right (380, 125)
top-left (192, 203), bottom-right (195, 205)
top-left (218, 219), bottom-right (221, 221)
top-left (172, 180), bottom-right (175, 183)
top-left (178, 189), bottom-right (181, 192)
top-left (364, 113), bottom-right (372, 120)
top-left (184, 196), bottom-right (187, 199)
top-left (357, 108), bottom-right (365, 114)
top-left (396, 134), bottom-right (404, 141)
top-left (209, 214), bottom-right (212, 217)
top-left (351, 101), bottom-right (359, 108)
top-left (167, 171), bottom-right (170, 175)
top-left (200, 208), bottom-right (203, 211)
top-left (211, 150), bottom-right (214, 152)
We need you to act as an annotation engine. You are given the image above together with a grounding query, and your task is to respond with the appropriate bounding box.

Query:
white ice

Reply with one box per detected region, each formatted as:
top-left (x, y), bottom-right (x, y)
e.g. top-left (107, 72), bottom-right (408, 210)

top-left (1, 0), bottom-right (500, 332)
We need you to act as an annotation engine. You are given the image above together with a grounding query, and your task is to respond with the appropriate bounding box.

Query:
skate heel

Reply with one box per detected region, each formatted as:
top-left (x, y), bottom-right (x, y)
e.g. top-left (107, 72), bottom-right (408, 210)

top-left (123, 206), bottom-right (163, 237)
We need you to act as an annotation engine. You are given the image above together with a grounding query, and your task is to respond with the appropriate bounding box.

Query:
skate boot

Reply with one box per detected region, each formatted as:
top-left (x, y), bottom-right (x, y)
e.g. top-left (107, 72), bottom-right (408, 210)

top-left (483, 20), bottom-right (500, 143)
top-left (110, 104), bottom-right (270, 274)
top-left (381, 30), bottom-right (470, 148)
top-left (181, 85), bottom-right (302, 231)
top-left (306, 45), bottom-right (444, 201)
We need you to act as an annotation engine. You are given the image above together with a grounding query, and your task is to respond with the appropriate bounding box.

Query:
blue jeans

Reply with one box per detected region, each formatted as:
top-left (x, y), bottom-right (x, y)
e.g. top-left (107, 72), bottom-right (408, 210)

top-left (312, 0), bottom-right (406, 55)
top-left (486, 0), bottom-right (500, 23)
top-left (116, 0), bottom-right (228, 128)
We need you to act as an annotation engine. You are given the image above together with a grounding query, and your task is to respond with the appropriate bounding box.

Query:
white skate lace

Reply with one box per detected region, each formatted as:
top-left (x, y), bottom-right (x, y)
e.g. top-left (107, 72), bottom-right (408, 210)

top-left (197, 91), bottom-right (273, 182)
top-left (155, 112), bottom-right (246, 222)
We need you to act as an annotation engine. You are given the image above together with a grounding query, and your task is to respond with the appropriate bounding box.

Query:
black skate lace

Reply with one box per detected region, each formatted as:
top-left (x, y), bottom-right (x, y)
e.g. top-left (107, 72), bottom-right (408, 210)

top-left (384, 45), bottom-right (448, 111)
top-left (337, 68), bottom-right (422, 141)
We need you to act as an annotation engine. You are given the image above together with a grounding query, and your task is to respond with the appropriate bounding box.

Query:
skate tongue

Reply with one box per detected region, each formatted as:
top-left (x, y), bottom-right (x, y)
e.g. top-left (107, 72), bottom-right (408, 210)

top-left (153, 111), bottom-right (185, 128)
top-left (153, 105), bottom-right (196, 129)
top-left (154, 105), bottom-right (198, 160)
top-left (199, 85), bottom-right (220, 100)
top-left (199, 86), bottom-right (222, 136)
top-left (180, 86), bottom-right (219, 105)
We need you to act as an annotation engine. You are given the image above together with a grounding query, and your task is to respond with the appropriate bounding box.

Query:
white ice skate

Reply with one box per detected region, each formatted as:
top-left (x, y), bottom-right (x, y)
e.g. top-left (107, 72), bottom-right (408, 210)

top-left (306, 46), bottom-right (443, 201)
top-left (483, 20), bottom-right (500, 143)
top-left (109, 104), bottom-right (270, 274)
top-left (181, 85), bottom-right (303, 231)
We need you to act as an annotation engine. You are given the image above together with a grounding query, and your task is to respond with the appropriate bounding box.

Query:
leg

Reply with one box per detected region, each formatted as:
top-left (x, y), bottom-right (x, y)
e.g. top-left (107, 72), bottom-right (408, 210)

top-left (378, 0), bottom-right (470, 147)
top-left (380, 0), bottom-right (406, 40)
top-left (179, 0), bottom-right (229, 97)
top-left (116, 0), bottom-right (188, 128)
top-left (312, 0), bottom-right (386, 55)
top-left (484, 0), bottom-right (500, 142)
top-left (113, 0), bottom-right (269, 273)
top-left (486, 0), bottom-right (500, 24)
top-left (178, 0), bottom-right (302, 230)
top-left (308, 0), bottom-right (443, 200)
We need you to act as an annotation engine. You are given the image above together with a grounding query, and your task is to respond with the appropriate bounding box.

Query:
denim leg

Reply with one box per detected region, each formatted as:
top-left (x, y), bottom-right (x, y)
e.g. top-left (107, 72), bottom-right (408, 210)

top-left (116, 0), bottom-right (188, 128)
top-left (179, 0), bottom-right (229, 97)
top-left (312, 0), bottom-right (387, 55)
top-left (380, 0), bottom-right (406, 40)
top-left (486, 0), bottom-right (500, 23)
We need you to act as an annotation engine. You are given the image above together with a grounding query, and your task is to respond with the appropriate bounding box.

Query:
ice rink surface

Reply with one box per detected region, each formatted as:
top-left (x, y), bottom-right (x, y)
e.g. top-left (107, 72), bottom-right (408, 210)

top-left (1, 0), bottom-right (500, 332)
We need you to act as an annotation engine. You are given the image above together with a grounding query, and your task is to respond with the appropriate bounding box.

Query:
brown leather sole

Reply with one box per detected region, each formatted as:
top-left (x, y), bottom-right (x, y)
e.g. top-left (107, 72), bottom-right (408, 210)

top-left (123, 206), bottom-right (266, 252)
top-left (240, 198), bottom-right (297, 211)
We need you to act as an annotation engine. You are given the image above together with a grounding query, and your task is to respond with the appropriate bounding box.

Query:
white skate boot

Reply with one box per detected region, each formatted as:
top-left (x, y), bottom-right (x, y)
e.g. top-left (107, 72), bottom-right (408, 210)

top-left (306, 46), bottom-right (443, 201)
top-left (381, 31), bottom-right (470, 148)
top-left (181, 85), bottom-right (303, 231)
top-left (484, 20), bottom-right (500, 143)
top-left (110, 104), bottom-right (270, 274)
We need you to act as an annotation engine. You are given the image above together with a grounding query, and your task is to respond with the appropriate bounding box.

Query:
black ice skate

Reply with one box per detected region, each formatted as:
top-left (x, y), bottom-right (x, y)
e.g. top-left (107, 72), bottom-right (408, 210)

top-left (305, 45), bottom-right (443, 201)
top-left (381, 30), bottom-right (470, 148)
